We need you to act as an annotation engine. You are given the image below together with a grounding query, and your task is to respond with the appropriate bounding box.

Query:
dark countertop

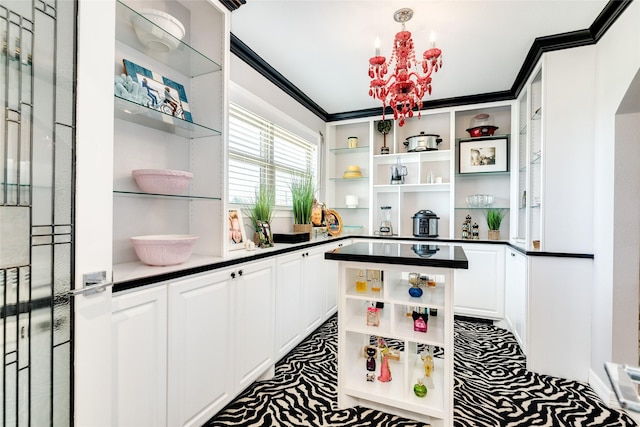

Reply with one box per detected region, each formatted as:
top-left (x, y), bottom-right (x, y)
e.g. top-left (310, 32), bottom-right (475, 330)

top-left (324, 241), bottom-right (468, 269)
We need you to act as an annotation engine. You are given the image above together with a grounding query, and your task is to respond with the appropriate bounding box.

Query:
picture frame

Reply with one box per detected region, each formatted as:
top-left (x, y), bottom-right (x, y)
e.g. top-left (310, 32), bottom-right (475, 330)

top-left (458, 137), bottom-right (509, 174)
top-left (256, 220), bottom-right (274, 248)
top-left (325, 209), bottom-right (343, 236)
top-left (228, 209), bottom-right (246, 251)
top-left (123, 59), bottom-right (193, 122)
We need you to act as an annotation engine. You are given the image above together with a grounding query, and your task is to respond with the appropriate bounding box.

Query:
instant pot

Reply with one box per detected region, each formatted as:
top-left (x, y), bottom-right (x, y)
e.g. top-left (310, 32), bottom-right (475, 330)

top-left (412, 210), bottom-right (439, 237)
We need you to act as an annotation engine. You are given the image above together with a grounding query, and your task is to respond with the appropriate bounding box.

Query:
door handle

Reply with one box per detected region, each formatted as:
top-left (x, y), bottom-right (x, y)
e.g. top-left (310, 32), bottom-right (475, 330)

top-left (69, 271), bottom-right (112, 297)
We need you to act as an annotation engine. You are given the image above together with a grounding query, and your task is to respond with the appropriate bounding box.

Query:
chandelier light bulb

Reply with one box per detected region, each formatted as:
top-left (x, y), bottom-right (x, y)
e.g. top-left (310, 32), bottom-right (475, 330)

top-left (367, 8), bottom-right (443, 126)
top-left (430, 31), bottom-right (436, 48)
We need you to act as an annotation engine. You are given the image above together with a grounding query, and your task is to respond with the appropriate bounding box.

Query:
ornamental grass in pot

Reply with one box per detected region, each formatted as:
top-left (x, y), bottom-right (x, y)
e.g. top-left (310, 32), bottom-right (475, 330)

top-left (485, 208), bottom-right (506, 240)
top-left (290, 174), bottom-right (315, 237)
top-left (243, 184), bottom-right (275, 245)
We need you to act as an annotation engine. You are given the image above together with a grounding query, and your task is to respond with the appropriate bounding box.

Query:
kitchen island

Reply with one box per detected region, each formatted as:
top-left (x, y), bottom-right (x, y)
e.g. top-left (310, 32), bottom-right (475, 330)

top-left (325, 241), bottom-right (468, 427)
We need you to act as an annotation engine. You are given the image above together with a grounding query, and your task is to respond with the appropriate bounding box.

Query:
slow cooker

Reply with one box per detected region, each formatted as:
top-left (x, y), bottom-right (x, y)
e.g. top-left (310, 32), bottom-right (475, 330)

top-left (403, 132), bottom-right (442, 152)
top-left (412, 210), bottom-right (439, 237)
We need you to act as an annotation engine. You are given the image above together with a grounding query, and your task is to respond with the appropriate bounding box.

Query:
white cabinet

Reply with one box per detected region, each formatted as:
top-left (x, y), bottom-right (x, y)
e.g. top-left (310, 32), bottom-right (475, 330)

top-left (454, 243), bottom-right (505, 319)
top-left (275, 241), bottom-right (344, 360)
top-left (233, 259), bottom-right (276, 391)
top-left (504, 246), bottom-right (527, 354)
top-left (167, 270), bottom-right (233, 427)
top-left (513, 48), bottom-right (595, 253)
top-left (112, 0), bottom-right (228, 282)
top-left (112, 286), bottom-right (168, 427)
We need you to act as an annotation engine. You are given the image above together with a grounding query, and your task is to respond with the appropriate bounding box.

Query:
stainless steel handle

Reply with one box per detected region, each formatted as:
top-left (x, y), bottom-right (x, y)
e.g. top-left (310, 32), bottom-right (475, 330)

top-left (69, 271), bottom-right (112, 297)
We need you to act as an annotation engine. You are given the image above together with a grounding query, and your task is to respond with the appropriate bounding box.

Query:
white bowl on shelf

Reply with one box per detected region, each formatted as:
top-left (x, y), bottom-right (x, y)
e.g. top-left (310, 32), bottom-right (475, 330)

top-left (131, 8), bottom-right (185, 53)
top-left (130, 234), bottom-right (198, 266)
top-left (132, 169), bottom-right (193, 195)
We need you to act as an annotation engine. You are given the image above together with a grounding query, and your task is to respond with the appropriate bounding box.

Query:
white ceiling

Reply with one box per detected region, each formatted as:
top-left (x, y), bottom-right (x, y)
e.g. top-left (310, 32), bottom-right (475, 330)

top-left (230, 1), bottom-right (608, 115)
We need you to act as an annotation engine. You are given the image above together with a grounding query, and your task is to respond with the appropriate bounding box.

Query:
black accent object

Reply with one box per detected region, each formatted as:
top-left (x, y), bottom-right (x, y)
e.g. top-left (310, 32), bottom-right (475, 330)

top-left (219, 0), bottom-right (246, 11)
top-left (273, 232), bottom-right (311, 244)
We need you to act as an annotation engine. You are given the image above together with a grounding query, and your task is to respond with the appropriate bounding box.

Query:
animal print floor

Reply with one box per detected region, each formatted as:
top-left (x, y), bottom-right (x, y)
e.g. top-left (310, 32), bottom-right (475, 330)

top-left (204, 315), bottom-right (636, 426)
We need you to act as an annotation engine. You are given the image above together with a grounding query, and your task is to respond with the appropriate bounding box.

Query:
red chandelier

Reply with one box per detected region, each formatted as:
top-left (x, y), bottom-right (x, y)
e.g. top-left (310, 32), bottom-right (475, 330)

top-left (368, 8), bottom-right (443, 126)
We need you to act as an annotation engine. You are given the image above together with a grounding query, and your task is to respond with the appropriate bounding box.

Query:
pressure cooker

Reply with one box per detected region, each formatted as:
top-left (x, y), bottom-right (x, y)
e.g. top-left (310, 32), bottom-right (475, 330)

top-left (412, 210), bottom-right (439, 237)
top-left (403, 132), bottom-right (442, 152)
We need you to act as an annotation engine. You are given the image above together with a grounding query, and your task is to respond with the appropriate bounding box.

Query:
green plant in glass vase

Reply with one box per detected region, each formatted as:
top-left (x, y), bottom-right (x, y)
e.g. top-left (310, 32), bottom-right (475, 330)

top-left (243, 184), bottom-right (275, 243)
top-left (485, 208), bottom-right (506, 240)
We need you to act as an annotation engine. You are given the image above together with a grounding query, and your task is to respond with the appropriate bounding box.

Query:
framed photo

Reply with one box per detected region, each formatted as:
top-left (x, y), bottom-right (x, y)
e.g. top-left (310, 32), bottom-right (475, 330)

top-left (325, 209), bottom-right (343, 236)
top-left (256, 220), bottom-right (273, 248)
top-left (123, 59), bottom-right (193, 122)
top-left (459, 137), bottom-right (509, 174)
top-left (228, 209), bottom-right (246, 250)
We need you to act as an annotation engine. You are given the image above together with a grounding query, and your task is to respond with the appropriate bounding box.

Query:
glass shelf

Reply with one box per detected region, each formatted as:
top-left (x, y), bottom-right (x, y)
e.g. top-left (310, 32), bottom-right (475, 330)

top-left (456, 134), bottom-right (510, 143)
top-left (333, 206), bottom-right (369, 211)
top-left (114, 96), bottom-right (221, 138)
top-left (531, 107), bottom-right (542, 121)
top-left (455, 207), bottom-right (510, 210)
top-left (116, 0), bottom-right (222, 77)
top-left (330, 146), bottom-right (370, 154)
top-left (113, 190), bottom-right (221, 201)
top-left (456, 171), bottom-right (511, 178)
top-left (330, 177), bottom-right (368, 182)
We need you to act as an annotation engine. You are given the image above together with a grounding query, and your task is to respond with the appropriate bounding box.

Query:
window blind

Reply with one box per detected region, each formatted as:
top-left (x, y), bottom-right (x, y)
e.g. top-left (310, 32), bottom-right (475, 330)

top-left (228, 103), bottom-right (317, 207)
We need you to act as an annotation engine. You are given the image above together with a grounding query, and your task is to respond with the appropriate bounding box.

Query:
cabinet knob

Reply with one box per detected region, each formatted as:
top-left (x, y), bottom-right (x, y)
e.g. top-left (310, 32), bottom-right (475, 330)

top-left (305, 252), bottom-right (309, 257)
top-left (230, 272), bottom-right (236, 279)
top-left (238, 269), bottom-right (243, 276)
top-left (511, 253), bottom-right (515, 257)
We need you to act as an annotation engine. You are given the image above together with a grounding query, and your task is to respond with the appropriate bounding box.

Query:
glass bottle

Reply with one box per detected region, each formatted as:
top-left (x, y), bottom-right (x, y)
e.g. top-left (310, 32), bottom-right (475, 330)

top-left (355, 270), bottom-right (367, 293)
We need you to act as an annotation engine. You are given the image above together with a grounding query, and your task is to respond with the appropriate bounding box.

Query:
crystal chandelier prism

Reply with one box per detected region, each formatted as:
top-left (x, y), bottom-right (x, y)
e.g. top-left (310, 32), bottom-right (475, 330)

top-left (368, 8), bottom-right (443, 126)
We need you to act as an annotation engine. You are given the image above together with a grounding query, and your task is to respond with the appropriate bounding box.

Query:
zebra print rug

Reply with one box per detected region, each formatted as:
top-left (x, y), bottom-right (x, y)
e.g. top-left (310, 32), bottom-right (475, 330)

top-left (204, 315), bottom-right (636, 427)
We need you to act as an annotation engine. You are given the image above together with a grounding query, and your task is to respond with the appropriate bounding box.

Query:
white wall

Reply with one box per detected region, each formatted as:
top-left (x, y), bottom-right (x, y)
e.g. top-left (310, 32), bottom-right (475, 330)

top-left (229, 54), bottom-right (327, 235)
top-left (591, 0), bottom-right (640, 387)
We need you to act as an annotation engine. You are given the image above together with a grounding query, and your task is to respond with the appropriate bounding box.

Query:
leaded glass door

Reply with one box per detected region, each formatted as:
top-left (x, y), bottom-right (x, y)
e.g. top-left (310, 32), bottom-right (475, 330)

top-left (1, 0), bottom-right (76, 425)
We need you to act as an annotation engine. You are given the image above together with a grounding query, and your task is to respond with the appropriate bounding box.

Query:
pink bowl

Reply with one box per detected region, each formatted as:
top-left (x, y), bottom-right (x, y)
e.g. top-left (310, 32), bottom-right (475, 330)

top-left (130, 234), bottom-right (198, 266)
top-left (132, 169), bottom-right (193, 195)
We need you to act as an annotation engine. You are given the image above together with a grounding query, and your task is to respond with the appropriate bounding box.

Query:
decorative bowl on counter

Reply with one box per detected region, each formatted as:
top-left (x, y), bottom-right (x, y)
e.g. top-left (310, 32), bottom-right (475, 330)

top-left (132, 169), bottom-right (193, 195)
top-left (466, 194), bottom-right (495, 208)
top-left (131, 8), bottom-right (185, 52)
top-left (130, 234), bottom-right (198, 266)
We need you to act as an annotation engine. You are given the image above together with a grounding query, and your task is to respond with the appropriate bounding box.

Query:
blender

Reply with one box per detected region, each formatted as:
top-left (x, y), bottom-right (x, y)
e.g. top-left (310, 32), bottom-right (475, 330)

top-left (379, 206), bottom-right (393, 236)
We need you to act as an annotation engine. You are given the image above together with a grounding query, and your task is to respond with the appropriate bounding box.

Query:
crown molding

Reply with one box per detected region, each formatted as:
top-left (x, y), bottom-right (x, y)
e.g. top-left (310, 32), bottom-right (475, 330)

top-left (230, 0), bottom-right (632, 123)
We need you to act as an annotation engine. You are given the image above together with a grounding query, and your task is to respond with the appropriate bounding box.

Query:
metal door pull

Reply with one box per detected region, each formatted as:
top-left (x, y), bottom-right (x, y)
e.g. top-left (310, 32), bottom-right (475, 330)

top-left (68, 271), bottom-right (112, 297)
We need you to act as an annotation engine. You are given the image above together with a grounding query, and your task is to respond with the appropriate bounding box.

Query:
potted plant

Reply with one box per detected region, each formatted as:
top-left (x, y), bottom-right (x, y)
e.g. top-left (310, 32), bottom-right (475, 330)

top-left (290, 174), bottom-right (315, 237)
top-left (485, 208), bottom-right (506, 240)
top-left (243, 184), bottom-right (275, 244)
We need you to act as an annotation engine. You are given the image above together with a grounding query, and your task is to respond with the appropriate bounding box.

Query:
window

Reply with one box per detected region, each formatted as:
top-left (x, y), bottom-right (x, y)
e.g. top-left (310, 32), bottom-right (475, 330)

top-left (228, 103), bottom-right (317, 207)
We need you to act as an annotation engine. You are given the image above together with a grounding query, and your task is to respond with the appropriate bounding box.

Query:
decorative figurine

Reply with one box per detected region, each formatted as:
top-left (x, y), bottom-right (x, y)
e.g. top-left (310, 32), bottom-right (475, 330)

top-left (413, 378), bottom-right (428, 398)
top-left (472, 222), bottom-right (480, 240)
top-left (377, 337), bottom-right (392, 382)
top-left (378, 352), bottom-right (392, 382)
top-left (421, 347), bottom-right (434, 378)
top-left (366, 346), bottom-right (377, 373)
top-left (462, 214), bottom-right (473, 240)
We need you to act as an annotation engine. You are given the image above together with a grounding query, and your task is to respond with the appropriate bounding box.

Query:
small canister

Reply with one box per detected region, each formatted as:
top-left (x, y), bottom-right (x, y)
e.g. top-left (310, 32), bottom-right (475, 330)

top-left (347, 136), bottom-right (358, 148)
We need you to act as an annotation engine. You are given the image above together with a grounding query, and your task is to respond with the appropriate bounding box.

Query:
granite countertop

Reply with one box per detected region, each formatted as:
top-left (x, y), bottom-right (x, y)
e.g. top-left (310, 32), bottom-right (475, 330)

top-left (324, 241), bottom-right (469, 269)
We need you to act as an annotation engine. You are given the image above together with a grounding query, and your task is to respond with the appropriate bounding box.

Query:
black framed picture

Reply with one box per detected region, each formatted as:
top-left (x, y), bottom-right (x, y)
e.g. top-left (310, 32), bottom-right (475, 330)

top-left (459, 137), bottom-right (509, 174)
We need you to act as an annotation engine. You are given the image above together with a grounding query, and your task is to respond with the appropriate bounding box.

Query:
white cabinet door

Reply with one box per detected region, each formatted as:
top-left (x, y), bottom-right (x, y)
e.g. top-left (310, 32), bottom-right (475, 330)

top-left (112, 285), bottom-right (167, 427)
top-left (454, 244), bottom-right (505, 319)
top-left (504, 247), bottom-right (527, 353)
top-left (234, 259), bottom-right (276, 391)
top-left (303, 248), bottom-right (327, 335)
top-left (168, 270), bottom-right (233, 427)
top-left (275, 252), bottom-right (305, 359)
